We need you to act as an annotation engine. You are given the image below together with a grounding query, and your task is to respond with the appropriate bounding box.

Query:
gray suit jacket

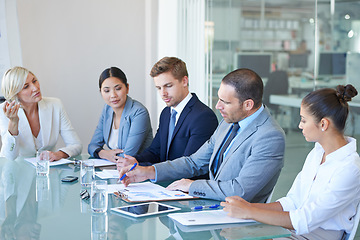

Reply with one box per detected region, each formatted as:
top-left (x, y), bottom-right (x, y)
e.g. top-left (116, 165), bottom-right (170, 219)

top-left (154, 106), bottom-right (285, 202)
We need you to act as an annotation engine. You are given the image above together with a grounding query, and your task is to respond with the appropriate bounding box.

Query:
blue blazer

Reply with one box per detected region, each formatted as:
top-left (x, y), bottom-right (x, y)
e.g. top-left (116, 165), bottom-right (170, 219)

top-left (135, 93), bottom-right (218, 165)
top-left (88, 96), bottom-right (153, 157)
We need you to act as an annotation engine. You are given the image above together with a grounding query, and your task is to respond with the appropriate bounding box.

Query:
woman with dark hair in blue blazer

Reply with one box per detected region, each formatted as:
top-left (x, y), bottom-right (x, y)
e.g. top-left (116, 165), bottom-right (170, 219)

top-left (88, 67), bottom-right (153, 162)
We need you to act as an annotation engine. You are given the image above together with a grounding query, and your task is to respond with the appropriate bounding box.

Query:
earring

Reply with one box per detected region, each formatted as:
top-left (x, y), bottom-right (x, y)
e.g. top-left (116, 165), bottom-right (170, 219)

top-left (321, 129), bottom-right (324, 132)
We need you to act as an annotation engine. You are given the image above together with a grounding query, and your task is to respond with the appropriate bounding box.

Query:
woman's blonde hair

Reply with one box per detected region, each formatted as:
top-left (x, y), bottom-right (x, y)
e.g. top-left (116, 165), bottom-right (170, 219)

top-left (1, 66), bottom-right (32, 102)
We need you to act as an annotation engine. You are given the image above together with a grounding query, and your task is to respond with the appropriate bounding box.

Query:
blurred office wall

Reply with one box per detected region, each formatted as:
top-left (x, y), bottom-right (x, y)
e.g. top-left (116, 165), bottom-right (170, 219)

top-left (12, 0), bottom-right (158, 152)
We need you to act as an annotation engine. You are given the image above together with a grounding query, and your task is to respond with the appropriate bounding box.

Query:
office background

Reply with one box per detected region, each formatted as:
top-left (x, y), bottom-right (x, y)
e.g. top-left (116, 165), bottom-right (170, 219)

top-left (3, 0), bottom-right (360, 176)
top-left (3, 0), bottom-right (359, 163)
top-left (4, 0), bottom-right (360, 149)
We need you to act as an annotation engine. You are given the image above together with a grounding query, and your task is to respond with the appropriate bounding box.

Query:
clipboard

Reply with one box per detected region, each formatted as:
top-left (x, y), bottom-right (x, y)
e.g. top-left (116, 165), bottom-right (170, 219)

top-left (109, 182), bottom-right (198, 203)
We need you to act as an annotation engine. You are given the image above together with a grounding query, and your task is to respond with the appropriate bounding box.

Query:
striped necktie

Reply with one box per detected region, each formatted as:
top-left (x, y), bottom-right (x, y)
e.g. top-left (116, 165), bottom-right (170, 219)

top-left (213, 123), bottom-right (240, 174)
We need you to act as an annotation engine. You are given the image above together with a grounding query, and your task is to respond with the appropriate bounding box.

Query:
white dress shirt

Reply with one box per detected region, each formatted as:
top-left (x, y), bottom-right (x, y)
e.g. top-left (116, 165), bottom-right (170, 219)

top-left (108, 122), bottom-right (119, 150)
top-left (170, 92), bottom-right (192, 125)
top-left (277, 137), bottom-right (360, 235)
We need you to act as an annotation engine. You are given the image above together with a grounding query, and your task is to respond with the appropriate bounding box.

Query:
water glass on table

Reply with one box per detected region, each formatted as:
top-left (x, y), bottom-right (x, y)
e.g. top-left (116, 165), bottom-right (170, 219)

top-left (91, 180), bottom-right (108, 213)
top-left (36, 175), bottom-right (50, 201)
top-left (91, 212), bottom-right (108, 240)
top-left (80, 159), bottom-right (95, 187)
top-left (36, 150), bottom-right (50, 176)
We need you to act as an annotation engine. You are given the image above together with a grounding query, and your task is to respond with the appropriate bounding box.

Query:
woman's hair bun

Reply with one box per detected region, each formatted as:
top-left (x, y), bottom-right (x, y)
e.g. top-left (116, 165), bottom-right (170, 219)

top-left (336, 84), bottom-right (358, 102)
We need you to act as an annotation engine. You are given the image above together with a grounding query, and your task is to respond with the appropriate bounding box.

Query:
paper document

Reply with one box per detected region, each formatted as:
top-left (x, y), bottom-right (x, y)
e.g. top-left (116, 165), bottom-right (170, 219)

top-left (108, 181), bottom-right (195, 202)
top-left (168, 210), bottom-right (256, 226)
top-left (25, 157), bottom-right (73, 167)
top-left (96, 170), bottom-right (119, 179)
top-left (92, 158), bottom-right (116, 167)
top-left (173, 221), bottom-right (256, 233)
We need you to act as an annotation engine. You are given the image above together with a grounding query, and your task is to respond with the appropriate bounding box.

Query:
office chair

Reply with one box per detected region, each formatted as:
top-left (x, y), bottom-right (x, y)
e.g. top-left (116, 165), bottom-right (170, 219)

top-left (341, 201), bottom-right (360, 240)
top-left (263, 70), bottom-right (290, 130)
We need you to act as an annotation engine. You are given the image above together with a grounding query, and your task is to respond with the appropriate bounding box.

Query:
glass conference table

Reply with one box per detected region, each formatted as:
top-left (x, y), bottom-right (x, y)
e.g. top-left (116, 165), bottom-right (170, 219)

top-left (0, 156), bottom-right (291, 240)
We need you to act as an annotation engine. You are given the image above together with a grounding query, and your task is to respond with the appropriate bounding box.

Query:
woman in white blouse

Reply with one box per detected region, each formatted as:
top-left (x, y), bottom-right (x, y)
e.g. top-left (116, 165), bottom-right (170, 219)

top-left (221, 84), bottom-right (360, 240)
top-left (0, 66), bottom-right (82, 161)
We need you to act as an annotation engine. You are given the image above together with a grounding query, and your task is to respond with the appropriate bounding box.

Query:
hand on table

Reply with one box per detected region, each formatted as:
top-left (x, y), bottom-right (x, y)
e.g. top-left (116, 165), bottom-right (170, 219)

top-left (221, 196), bottom-right (252, 219)
top-left (119, 165), bottom-right (155, 187)
top-left (47, 151), bottom-right (69, 162)
top-left (116, 154), bottom-right (138, 170)
top-left (166, 178), bottom-right (194, 193)
top-left (98, 149), bottom-right (124, 163)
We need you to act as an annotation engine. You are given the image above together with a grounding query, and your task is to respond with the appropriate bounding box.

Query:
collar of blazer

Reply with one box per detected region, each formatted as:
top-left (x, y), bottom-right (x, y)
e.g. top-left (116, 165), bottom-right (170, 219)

top-left (37, 98), bottom-right (52, 146)
top-left (211, 107), bottom-right (270, 174)
top-left (170, 93), bottom-right (198, 137)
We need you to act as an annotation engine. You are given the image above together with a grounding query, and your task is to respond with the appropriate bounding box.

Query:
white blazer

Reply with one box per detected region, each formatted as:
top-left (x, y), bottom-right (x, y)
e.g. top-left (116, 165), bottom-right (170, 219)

top-left (0, 97), bottom-right (82, 160)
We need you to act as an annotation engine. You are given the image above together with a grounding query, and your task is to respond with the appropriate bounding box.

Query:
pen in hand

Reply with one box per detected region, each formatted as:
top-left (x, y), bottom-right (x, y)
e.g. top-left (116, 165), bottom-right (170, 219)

top-left (118, 163), bottom-right (137, 183)
top-left (191, 204), bottom-right (220, 211)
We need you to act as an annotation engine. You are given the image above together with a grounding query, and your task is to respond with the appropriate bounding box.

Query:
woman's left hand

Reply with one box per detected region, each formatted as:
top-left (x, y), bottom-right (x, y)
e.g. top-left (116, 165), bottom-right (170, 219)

top-left (221, 196), bottom-right (252, 219)
top-left (48, 151), bottom-right (69, 162)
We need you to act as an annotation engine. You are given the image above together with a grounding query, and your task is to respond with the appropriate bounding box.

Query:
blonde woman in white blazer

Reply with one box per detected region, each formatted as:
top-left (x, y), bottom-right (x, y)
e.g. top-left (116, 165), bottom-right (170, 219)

top-left (0, 67), bottom-right (82, 161)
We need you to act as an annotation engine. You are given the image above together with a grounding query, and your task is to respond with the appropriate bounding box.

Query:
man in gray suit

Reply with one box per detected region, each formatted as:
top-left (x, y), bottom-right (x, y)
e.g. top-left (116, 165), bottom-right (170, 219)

top-left (119, 68), bottom-right (285, 202)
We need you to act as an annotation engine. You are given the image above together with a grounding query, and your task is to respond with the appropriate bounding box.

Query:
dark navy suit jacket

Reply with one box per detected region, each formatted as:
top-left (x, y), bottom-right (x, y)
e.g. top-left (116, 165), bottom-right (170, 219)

top-left (135, 93), bottom-right (218, 166)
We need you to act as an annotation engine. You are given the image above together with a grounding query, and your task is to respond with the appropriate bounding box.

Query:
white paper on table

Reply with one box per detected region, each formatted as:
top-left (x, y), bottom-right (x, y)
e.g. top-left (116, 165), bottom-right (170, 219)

top-left (92, 158), bottom-right (116, 167)
top-left (168, 210), bottom-right (256, 226)
top-left (107, 181), bottom-right (195, 202)
top-left (173, 221), bottom-right (257, 233)
top-left (96, 169), bottom-right (119, 179)
top-left (24, 157), bottom-right (73, 167)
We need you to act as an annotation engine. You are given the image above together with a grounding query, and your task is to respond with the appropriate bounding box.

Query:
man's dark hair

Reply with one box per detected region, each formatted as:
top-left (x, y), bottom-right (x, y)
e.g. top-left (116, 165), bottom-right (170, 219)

top-left (222, 68), bottom-right (263, 108)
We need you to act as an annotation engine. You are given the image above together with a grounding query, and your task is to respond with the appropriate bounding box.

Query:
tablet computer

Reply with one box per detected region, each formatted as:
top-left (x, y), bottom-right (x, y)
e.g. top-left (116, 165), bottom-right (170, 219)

top-left (111, 202), bottom-right (181, 218)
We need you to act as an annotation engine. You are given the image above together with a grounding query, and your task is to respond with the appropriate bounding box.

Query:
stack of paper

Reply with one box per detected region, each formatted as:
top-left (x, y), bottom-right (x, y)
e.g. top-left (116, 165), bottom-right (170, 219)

top-left (96, 169), bottom-right (119, 179)
top-left (24, 157), bottom-right (73, 167)
top-left (168, 210), bottom-right (256, 226)
top-left (92, 159), bottom-right (116, 167)
top-left (107, 181), bottom-right (196, 202)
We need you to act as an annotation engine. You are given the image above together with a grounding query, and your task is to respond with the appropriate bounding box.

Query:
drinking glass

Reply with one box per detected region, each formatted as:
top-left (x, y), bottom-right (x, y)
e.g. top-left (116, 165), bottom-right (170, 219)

top-left (91, 212), bottom-right (108, 240)
top-left (36, 150), bottom-right (50, 176)
top-left (80, 160), bottom-right (94, 187)
top-left (91, 180), bottom-right (108, 213)
top-left (36, 175), bottom-right (50, 201)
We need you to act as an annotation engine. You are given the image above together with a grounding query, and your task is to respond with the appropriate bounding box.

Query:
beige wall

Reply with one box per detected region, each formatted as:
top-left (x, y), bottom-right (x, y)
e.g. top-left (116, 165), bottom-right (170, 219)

top-left (15, 0), bottom-right (158, 153)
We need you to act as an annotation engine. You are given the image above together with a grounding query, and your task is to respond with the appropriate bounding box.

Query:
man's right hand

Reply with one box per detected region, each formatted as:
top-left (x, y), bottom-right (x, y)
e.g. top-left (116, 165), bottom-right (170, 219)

top-left (116, 154), bottom-right (138, 169)
top-left (119, 165), bottom-right (156, 187)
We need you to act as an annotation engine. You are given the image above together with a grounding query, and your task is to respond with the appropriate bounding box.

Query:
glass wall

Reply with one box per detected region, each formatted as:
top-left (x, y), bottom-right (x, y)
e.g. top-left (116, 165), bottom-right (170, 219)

top-left (205, 0), bottom-right (360, 139)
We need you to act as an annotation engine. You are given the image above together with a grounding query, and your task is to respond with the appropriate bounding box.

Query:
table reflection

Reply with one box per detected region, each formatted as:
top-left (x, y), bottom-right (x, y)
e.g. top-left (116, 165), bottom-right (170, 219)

top-left (0, 158), bottom-right (40, 239)
top-left (0, 157), bottom-right (290, 240)
top-left (0, 158), bottom-right (75, 240)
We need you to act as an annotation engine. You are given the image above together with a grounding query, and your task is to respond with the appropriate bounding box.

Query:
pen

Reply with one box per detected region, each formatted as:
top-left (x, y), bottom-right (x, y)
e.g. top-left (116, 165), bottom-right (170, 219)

top-left (191, 204), bottom-right (220, 211)
top-left (118, 163), bottom-right (137, 182)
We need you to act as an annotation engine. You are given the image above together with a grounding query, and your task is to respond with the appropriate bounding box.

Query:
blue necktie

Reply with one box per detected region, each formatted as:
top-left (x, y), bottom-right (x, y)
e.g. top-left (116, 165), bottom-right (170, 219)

top-left (212, 123), bottom-right (240, 174)
top-left (167, 109), bottom-right (177, 151)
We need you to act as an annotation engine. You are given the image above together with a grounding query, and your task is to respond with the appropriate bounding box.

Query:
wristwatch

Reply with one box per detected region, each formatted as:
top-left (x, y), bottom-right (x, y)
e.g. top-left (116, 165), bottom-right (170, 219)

top-left (94, 148), bottom-right (102, 158)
